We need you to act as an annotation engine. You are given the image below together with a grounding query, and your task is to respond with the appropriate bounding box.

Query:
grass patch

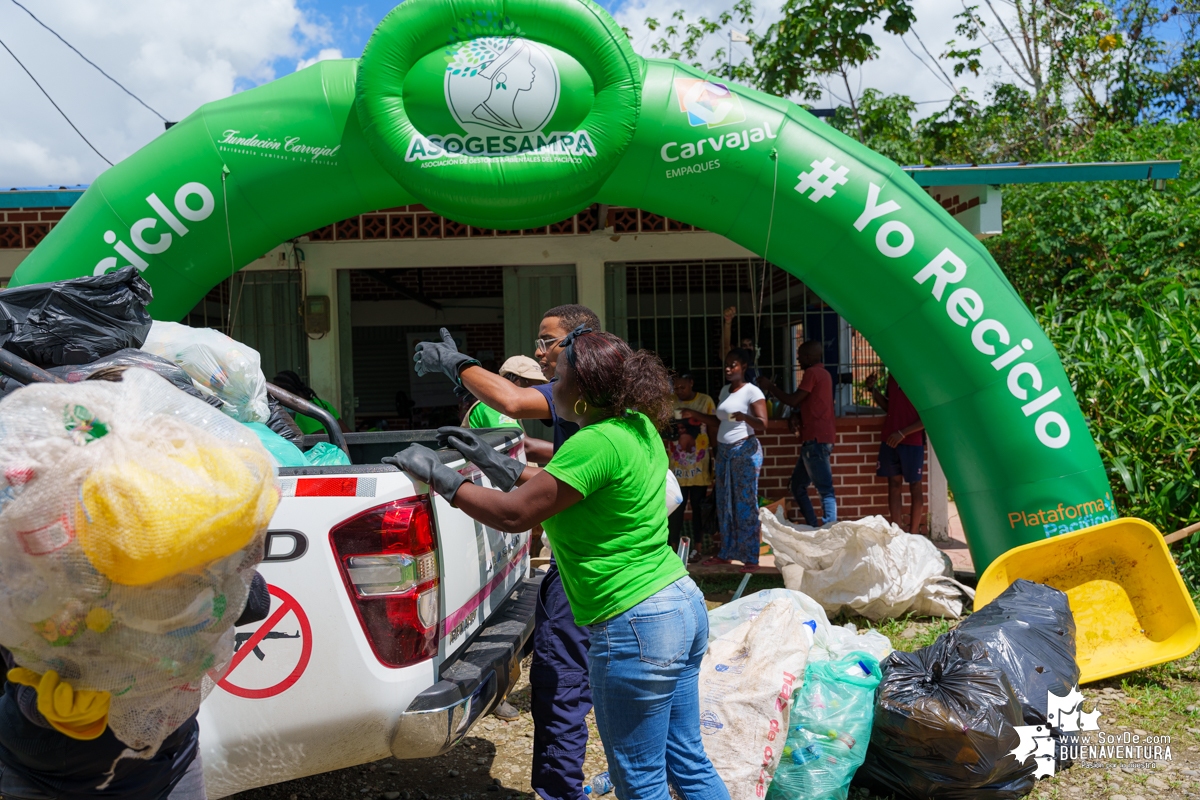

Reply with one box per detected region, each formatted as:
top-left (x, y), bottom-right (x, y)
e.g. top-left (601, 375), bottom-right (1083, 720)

top-left (692, 572), bottom-right (786, 598)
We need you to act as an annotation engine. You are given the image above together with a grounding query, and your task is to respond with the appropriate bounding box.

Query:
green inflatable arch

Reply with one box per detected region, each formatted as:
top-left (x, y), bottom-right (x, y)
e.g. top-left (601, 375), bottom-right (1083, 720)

top-left (11, 0), bottom-right (1114, 569)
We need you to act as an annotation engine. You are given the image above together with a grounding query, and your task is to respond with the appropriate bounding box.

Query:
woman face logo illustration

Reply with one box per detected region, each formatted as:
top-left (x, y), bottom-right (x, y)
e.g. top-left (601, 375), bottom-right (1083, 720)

top-left (474, 42), bottom-right (537, 130)
top-left (444, 37), bottom-right (560, 136)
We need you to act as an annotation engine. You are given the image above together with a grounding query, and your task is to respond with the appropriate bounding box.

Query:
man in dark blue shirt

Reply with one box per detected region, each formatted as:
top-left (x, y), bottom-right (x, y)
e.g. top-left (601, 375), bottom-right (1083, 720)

top-left (414, 304), bottom-right (599, 800)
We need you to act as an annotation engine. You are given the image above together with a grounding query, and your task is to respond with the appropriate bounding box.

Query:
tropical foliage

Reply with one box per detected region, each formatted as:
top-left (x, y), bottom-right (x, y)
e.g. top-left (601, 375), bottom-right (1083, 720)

top-left (643, 0), bottom-right (1200, 580)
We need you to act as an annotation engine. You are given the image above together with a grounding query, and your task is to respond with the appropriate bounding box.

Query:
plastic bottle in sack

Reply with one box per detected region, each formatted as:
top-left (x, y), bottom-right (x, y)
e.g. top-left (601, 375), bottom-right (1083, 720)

top-left (583, 771), bottom-right (613, 795)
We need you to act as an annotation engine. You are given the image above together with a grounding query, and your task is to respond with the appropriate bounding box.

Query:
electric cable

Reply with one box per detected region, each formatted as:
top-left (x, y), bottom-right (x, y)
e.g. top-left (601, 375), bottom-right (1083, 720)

top-left (0, 35), bottom-right (112, 166)
top-left (7, 0), bottom-right (167, 121)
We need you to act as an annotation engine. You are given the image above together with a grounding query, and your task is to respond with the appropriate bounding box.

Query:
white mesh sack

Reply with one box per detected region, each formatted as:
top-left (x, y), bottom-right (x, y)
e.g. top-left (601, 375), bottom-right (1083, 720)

top-left (0, 369), bottom-right (278, 752)
top-left (141, 321), bottom-right (270, 423)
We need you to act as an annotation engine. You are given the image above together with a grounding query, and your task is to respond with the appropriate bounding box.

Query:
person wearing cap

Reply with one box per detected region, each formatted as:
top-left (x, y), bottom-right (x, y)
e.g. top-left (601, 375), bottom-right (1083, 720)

top-left (500, 355), bottom-right (548, 387)
top-left (461, 357), bottom-right (548, 431)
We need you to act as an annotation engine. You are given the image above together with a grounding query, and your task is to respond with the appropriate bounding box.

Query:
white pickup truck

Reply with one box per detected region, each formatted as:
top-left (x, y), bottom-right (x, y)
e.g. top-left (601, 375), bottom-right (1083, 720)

top-left (198, 422), bottom-right (535, 798)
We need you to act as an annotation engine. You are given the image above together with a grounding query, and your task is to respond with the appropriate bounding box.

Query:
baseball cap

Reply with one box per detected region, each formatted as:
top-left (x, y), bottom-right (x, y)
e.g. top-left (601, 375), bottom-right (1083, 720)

top-left (499, 355), bottom-right (547, 384)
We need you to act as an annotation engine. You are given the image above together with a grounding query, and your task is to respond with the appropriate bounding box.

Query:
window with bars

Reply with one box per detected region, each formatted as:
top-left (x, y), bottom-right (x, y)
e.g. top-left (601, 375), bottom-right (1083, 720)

top-left (605, 259), bottom-right (884, 415)
top-left (184, 269), bottom-right (310, 385)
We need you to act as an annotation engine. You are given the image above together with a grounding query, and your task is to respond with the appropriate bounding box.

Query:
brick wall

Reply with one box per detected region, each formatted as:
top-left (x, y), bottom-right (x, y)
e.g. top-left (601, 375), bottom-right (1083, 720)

top-left (0, 208), bottom-right (68, 249)
top-left (758, 416), bottom-right (929, 524)
top-left (349, 265), bottom-right (504, 301)
top-left (461, 323), bottom-right (505, 361)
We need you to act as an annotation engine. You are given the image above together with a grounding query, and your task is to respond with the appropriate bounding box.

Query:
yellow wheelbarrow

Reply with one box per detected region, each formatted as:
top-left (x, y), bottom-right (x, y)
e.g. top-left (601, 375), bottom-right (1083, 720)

top-left (975, 518), bottom-right (1200, 683)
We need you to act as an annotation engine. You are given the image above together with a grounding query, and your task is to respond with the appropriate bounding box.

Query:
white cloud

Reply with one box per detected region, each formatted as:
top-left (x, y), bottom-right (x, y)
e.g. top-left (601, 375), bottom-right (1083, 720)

top-left (0, 0), bottom-right (334, 187)
top-left (296, 47), bottom-right (344, 72)
top-left (0, 137), bottom-right (85, 185)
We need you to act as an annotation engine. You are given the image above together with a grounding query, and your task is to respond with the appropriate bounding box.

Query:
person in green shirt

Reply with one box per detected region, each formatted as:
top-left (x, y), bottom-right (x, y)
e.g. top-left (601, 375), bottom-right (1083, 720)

top-left (387, 328), bottom-right (729, 800)
top-left (271, 370), bottom-right (340, 435)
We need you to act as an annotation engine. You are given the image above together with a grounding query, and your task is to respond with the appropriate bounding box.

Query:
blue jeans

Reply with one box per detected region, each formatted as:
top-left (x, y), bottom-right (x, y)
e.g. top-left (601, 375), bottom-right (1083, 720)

top-left (587, 577), bottom-right (729, 800)
top-left (791, 441), bottom-right (836, 527)
top-left (531, 563), bottom-right (591, 800)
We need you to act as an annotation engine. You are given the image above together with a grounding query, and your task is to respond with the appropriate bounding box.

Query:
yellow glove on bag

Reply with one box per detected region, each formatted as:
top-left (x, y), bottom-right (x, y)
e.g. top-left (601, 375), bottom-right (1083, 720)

top-left (8, 667), bottom-right (111, 740)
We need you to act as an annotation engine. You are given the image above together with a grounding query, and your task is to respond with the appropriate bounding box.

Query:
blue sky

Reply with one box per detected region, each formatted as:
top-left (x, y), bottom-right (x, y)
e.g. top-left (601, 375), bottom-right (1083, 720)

top-left (282, 0), bottom-right (626, 76)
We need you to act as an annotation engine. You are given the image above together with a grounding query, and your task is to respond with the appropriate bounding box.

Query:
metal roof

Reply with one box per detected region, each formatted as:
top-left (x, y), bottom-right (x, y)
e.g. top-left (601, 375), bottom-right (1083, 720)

top-left (0, 160), bottom-right (1185, 209)
top-left (901, 160), bottom-right (1182, 187)
top-left (0, 185), bottom-right (88, 209)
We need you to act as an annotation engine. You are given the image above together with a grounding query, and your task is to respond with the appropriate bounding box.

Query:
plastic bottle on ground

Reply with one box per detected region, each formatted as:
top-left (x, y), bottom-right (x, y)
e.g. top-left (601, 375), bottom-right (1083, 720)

top-left (583, 771), bottom-right (613, 795)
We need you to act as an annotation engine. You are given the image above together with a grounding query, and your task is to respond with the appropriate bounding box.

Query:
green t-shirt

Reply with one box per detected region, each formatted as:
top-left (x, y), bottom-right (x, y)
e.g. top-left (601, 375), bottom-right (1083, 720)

top-left (543, 412), bottom-right (687, 626)
top-left (466, 402), bottom-right (520, 430)
top-left (294, 397), bottom-right (340, 435)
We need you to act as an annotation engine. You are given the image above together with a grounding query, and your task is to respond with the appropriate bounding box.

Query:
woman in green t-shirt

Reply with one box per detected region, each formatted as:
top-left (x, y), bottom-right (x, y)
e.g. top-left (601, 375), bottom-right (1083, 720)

top-left (387, 329), bottom-right (729, 800)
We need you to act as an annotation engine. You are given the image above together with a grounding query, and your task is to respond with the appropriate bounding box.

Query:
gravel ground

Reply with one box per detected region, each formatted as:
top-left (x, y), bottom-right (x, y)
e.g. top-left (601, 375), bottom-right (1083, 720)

top-left (231, 616), bottom-right (1200, 800)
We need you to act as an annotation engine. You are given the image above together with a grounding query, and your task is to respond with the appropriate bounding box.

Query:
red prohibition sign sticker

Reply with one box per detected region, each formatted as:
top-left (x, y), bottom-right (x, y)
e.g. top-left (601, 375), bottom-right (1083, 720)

top-left (218, 584), bottom-right (312, 699)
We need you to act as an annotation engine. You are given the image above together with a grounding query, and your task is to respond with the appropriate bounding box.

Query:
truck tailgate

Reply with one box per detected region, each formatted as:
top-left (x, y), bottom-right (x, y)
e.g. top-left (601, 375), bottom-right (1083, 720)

top-left (200, 436), bottom-right (530, 797)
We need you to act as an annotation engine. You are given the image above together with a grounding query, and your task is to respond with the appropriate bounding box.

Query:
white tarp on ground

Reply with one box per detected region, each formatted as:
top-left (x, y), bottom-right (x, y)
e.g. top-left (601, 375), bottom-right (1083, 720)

top-left (759, 510), bottom-right (974, 621)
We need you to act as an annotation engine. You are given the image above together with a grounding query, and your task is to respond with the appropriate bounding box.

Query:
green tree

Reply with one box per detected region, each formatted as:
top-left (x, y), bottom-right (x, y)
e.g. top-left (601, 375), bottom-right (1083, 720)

top-left (987, 121), bottom-right (1200, 556)
top-left (944, 1), bottom-right (1200, 136)
top-left (828, 88), bottom-right (921, 163)
top-left (753, 0), bottom-right (916, 138)
top-left (645, 0), bottom-right (758, 84)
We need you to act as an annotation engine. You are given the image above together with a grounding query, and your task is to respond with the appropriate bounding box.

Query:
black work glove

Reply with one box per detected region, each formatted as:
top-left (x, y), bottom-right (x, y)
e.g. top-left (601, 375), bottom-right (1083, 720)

top-left (235, 571), bottom-right (271, 627)
top-left (383, 444), bottom-right (467, 503)
top-left (436, 426), bottom-right (524, 492)
top-left (413, 328), bottom-right (481, 386)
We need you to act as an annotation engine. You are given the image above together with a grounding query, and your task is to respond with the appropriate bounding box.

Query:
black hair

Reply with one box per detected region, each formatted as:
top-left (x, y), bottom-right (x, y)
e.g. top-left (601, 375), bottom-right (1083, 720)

top-left (799, 340), bottom-right (824, 363)
top-left (272, 370), bottom-right (316, 401)
top-left (727, 348), bottom-right (755, 367)
top-left (543, 304), bottom-right (601, 333)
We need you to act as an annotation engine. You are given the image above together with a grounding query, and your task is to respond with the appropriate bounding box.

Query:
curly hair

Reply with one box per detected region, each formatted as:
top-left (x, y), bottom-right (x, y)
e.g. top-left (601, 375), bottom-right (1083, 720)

top-left (566, 332), bottom-right (673, 429)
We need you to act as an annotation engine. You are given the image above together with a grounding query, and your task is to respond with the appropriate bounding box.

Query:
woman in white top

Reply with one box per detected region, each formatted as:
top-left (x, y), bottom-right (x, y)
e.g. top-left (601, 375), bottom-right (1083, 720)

top-left (682, 349), bottom-right (768, 572)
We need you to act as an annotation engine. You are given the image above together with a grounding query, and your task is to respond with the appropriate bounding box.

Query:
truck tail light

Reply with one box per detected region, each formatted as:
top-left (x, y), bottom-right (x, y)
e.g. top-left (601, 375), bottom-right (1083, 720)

top-left (330, 498), bottom-right (439, 668)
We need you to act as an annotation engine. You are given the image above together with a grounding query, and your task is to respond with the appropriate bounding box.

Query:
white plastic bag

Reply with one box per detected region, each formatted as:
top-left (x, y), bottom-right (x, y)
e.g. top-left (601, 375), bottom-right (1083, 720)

top-left (0, 370), bottom-right (277, 752)
top-left (665, 468), bottom-right (683, 515)
top-left (759, 510), bottom-right (973, 621)
top-left (141, 321), bottom-right (270, 423)
top-left (707, 588), bottom-right (892, 663)
top-left (700, 598), bottom-right (811, 800)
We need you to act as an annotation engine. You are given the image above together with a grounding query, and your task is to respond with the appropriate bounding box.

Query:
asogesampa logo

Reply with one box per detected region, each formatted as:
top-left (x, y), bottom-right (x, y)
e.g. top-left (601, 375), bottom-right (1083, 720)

top-left (1010, 685), bottom-right (1172, 778)
top-left (405, 35), bottom-right (595, 162)
top-left (445, 36), bottom-right (559, 135)
top-left (674, 78), bottom-right (747, 129)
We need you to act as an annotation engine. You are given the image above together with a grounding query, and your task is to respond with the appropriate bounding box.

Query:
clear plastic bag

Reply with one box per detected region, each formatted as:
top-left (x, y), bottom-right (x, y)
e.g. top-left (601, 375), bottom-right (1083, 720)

top-left (708, 589), bottom-right (892, 663)
top-left (141, 321), bottom-right (270, 423)
top-left (767, 653), bottom-right (882, 800)
top-left (49, 348), bottom-right (217, 406)
top-left (0, 369), bottom-right (277, 753)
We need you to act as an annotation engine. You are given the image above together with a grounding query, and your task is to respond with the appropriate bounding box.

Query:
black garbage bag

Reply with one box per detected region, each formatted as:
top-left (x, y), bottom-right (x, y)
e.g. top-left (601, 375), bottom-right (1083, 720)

top-left (957, 579), bottom-right (1078, 726)
top-left (0, 267), bottom-right (153, 367)
top-left (48, 349), bottom-right (221, 407)
top-left (266, 397), bottom-right (305, 446)
top-left (855, 631), bottom-right (1036, 799)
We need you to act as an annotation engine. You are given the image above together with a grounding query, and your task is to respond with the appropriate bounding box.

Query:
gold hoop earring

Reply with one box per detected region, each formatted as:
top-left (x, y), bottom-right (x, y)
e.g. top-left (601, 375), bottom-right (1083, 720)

top-left (574, 398), bottom-right (588, 416)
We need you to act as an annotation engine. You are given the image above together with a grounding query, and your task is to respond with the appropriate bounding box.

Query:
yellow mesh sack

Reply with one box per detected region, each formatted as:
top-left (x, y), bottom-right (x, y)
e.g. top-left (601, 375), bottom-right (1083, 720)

top-left (0, 369), bottom-right (276, 754)
top-left (79, 441), bottom-right (277, 586)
